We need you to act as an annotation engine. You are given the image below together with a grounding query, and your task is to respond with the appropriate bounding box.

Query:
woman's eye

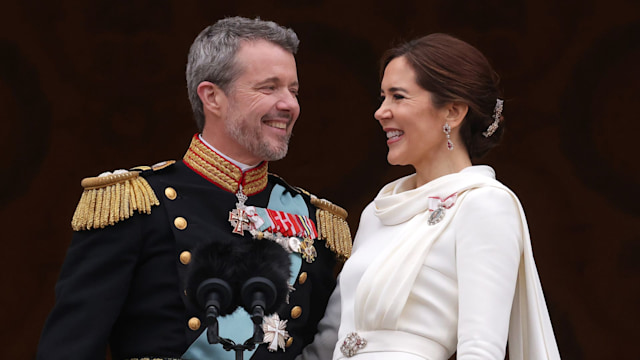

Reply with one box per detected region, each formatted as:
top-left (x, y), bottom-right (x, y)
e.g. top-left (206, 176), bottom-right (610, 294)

top-left (393, 94), bottom-right (405, 100)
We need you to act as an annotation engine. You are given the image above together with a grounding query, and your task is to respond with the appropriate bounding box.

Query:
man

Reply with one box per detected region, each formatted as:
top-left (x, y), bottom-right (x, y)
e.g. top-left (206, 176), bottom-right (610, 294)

top-left (38, 17), bottom-right (351, 360)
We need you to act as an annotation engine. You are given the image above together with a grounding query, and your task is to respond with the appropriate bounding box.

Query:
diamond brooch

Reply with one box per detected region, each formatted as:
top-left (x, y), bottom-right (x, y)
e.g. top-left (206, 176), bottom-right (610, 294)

top-left (340, 332), bottom-right (367, 357)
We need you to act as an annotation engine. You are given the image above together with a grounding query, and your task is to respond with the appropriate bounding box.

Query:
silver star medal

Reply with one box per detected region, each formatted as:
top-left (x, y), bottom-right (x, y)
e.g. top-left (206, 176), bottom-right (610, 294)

top-left (262, 313), bottom-right (289, 352)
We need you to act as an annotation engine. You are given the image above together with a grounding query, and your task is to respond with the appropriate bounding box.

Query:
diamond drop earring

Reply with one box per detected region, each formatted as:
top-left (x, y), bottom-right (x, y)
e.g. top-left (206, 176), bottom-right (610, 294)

top-left (443, 123), bottom-right (453, 151)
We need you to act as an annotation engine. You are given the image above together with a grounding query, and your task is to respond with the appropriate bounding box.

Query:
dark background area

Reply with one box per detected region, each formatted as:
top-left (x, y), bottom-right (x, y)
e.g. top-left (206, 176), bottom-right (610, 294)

top-left (1, 0), bottom-right (638, 358)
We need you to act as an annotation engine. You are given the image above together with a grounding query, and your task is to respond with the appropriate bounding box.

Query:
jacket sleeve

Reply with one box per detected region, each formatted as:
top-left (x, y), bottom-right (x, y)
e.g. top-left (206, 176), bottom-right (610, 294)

top-left (297, 279), bottom-right (342, 360)
top-left (455, 187), bottom-right (523, 360)
top-left (37, 216), bottom-right (144, 360)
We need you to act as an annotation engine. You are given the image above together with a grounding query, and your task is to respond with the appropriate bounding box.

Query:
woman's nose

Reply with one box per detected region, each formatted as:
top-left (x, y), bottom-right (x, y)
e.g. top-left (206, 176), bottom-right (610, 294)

top-left (374, 102), bottom-right (390, 122)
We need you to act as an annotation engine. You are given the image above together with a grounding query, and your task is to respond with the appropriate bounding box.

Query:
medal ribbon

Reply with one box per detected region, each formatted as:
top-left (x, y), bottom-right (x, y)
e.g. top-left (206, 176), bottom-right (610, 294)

top-left (244, 206), bottom-right (318, 239)
top-left (427, 193), bottom-right (458, 211)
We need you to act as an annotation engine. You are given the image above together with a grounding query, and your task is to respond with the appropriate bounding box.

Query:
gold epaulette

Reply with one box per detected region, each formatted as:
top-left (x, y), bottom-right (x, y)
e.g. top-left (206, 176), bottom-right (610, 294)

top-left (71, 168), bottom-right (161, 231)
top-left (310, 196), bottom-right (352, 262)
top-left (272, 176), bottom-right (353, 261)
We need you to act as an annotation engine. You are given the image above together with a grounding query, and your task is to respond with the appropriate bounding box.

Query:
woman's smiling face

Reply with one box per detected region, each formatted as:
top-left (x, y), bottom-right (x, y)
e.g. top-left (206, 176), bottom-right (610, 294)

top-left (374, 56), bottom-right (449, 170)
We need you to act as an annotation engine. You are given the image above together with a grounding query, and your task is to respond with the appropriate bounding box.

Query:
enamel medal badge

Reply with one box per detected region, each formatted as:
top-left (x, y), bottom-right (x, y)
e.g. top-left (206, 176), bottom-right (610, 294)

top-left (427, 193), bottom-right (457, 225)
top-left (229, 185), bottom-right (251, 235)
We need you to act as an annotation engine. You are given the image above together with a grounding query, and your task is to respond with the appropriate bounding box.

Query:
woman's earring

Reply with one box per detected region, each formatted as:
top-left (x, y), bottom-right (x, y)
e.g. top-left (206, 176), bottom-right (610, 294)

top-left (443, 123), bottom-right (454, 151)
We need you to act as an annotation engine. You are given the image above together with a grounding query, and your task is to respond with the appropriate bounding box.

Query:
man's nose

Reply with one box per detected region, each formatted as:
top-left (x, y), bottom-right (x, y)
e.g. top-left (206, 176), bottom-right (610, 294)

top-left (276, 90), bottom-right (299, 113)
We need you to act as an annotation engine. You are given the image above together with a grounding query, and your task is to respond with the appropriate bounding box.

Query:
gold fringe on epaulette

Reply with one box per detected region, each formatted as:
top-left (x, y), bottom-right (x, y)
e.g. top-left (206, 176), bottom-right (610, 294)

top-left (312, 198), bottom-right (352, 261)
top-left (71, 171), bottom-right (160, 231)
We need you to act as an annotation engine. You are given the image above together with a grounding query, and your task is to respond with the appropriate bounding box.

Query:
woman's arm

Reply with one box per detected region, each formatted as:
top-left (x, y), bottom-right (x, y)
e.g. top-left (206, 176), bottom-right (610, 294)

top-left (455, 187), bottom-right (523, 360)
top-left (298, 278), bottom-right (342, 360)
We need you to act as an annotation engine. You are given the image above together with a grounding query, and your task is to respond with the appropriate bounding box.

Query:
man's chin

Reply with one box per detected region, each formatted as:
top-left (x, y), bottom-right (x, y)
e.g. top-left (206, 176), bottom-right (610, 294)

top-left (261, 144), bottom-right (289, 162)
top-left (265, 150), bottom-right (288, 162)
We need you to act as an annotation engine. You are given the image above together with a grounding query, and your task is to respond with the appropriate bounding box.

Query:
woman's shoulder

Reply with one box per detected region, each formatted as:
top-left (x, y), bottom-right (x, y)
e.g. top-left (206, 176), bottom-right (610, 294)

top-left (358, 201), bottom-right (378, 222)
top-left (454, 182), bottom-right (525, 249)
top-left (460, 166), bottom-right (519, 202)
top-left (461, 184), bottom-right (519, 214)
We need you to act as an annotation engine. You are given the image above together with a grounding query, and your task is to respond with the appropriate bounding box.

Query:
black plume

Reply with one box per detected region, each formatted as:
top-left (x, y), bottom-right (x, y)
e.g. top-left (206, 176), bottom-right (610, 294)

top-left (186, 232), bottom-right (291, 316)
top-left (239, 239), bottom-right (291, 315)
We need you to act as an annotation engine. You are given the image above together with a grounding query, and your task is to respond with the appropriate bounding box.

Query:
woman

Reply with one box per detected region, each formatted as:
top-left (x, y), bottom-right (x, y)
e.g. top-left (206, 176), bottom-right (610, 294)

top-left (301, 34), bottom-right (560, 360)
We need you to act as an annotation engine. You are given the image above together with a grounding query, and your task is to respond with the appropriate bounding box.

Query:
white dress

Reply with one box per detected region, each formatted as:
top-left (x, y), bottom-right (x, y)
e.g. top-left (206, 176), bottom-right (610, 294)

top-left (300, 166), bottom-right (560, 360)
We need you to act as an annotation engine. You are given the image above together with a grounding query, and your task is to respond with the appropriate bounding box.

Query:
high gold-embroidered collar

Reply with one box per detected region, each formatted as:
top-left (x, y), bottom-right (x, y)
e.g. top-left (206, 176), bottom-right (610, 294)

top-left (183, 135), bottom-right (268, 195)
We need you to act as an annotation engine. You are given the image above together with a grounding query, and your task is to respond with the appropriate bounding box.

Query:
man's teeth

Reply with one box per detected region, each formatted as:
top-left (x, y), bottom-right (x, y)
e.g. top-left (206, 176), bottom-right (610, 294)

top-left (386, 130), bottom-right (404, 139)
top-left (265, 121), bottom-right (287, 129)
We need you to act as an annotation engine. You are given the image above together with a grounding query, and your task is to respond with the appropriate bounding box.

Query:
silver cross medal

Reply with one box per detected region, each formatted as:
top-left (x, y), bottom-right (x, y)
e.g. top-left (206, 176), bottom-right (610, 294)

top-left (262, 313), bottom-right (289, 352)
top-left (228, 185), bottom-right (251, 235)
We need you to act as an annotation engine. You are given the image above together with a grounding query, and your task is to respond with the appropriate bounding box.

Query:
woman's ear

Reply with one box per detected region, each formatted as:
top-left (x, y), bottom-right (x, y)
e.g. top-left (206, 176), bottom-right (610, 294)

top-left (445, 102), bottom-right (468, 129)
top-left (197, 81), bottom-right (228, 118)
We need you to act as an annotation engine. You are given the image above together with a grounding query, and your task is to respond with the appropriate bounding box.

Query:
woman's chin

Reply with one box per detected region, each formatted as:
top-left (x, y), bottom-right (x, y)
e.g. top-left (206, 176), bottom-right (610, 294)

top-left (386, 153), bottom-right (407, 167)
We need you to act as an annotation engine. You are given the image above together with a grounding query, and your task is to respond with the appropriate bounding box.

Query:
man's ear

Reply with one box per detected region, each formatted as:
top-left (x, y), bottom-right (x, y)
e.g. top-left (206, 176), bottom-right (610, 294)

top-left (197, 81), bottom-right (228, 117)
top-left (445, 102), bottom-right (468, 129)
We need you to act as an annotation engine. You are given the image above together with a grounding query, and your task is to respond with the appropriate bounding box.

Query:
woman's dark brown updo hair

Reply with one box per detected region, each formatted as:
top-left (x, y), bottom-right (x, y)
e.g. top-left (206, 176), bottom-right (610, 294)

top-left (381, 33), bottom-right (504, 159)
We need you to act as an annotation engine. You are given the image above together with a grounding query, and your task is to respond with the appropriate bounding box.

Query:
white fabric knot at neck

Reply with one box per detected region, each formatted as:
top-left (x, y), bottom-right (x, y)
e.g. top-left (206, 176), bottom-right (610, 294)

top-left (373, 167), bottom-right (494, 226)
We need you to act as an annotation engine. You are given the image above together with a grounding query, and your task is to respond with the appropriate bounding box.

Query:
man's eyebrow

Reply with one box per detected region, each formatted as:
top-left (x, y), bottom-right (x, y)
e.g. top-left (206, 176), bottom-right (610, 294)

top-left (255, 77), bottom-right (279, 86)
top-left (256, 77), bottom-right (299, 87)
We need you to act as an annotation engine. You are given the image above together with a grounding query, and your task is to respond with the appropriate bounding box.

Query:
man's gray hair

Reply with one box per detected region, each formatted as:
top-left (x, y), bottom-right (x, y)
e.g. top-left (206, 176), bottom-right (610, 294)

top-left (186, 16), bottom-right (300, 131)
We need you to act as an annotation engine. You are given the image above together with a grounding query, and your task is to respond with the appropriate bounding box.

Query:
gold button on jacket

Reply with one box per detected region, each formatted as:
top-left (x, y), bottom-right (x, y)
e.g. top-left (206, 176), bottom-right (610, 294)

top-left (179, 251), bottom-right (191, 265)
top-left (164, 187), bottom-right (177, 200)
top-left (291, 306), bottom-right (302, 319)
top-left (174, 217), bottom-right (187, 230)
top-left (188, 317), bottom-right (201, 330)
top-left (298, 272), bottom-right (308, 285)
top-left (286, 336), bottom-right (294, 348)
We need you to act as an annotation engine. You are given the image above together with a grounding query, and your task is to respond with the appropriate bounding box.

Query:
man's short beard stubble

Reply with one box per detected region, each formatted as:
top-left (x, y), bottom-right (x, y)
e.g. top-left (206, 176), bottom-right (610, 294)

top-left (225, 115), bottom-right (292, 162)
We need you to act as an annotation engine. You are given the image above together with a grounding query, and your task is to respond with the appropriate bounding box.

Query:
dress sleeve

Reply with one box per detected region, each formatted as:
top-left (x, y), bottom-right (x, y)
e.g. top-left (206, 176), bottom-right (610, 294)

top-left (455, 187), bottom-right (523, 360)
top-left (297, 277), bottom-right (342, 360)
top-left (37, 217), bottom-right (143, 360)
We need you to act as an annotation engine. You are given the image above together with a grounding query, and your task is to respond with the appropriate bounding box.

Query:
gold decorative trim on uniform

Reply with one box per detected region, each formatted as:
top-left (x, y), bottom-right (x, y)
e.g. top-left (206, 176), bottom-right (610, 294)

top-left (182, 134), bottom-right (268, 195)
top-left (130, 160), bottom-right (176, 172)
top-left (71, 170), bottom-right (160, 231)
top-left (311, 197), bottom-right (352, 261)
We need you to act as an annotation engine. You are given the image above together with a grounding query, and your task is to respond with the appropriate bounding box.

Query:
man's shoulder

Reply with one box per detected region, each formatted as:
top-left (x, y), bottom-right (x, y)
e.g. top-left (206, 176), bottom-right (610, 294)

top-left (267, 173), bottom-right (346, 213)
top-left (70, 160), bottom-right (177, 232)
top-left (267, 172), bottom-right (308, 198)
top-left (268, 173), bottom-right (353, 261)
